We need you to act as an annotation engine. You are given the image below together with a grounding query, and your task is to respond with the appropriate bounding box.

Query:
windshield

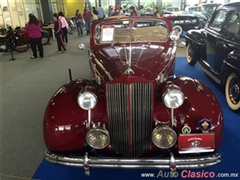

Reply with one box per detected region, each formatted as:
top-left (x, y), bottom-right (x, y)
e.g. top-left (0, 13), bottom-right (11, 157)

top-left (94, 18), bottom-right (169, 44)
top-left (202, 4), bottom-right (219, 14)
top-left (188, 7), bottom-right (197, 11)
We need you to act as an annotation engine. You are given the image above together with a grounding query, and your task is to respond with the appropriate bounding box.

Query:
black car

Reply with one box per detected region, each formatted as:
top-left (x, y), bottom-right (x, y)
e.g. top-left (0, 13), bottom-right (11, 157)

top-left (194, 3), bottom-right (221, 28)
top-left (162, 14), bottom-right (200, 35)
top-left (185, 2), bottom-right (240, 111)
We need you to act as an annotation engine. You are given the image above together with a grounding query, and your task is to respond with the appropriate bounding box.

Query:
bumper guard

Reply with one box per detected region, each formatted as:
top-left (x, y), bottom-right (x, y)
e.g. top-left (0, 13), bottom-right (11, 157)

top-left (44, 151), bottom-right (221, 176)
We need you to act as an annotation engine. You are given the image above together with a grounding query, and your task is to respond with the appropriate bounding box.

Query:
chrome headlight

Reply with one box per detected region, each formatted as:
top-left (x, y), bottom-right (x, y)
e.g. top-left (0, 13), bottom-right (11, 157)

top-left (86, 127), bottom-right (110, 149)
top-left (77, 91), bottom-right (97, 110)
top-left (169, 30), bottom-right (180, 41)
top-left (163, 89), bottom-right (184, 109)
top-left (152, 126), bottom-right (177, 149)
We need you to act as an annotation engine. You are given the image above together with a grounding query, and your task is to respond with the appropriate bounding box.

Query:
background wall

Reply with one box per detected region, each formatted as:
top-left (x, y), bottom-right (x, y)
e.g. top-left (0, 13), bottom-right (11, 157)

top-left (66, 0), bottom-right (85, 17)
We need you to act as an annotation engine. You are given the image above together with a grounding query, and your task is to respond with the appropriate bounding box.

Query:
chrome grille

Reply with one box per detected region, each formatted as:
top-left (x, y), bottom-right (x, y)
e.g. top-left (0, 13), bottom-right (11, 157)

top-left (106, 83), bottom-right (152, 157)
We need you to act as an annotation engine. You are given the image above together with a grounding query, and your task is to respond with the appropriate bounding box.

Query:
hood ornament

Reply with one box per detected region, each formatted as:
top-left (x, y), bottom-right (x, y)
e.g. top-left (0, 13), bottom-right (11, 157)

top-left (124, 21), bottom-right (135, 75)
top-left (124, 68), bottom-right (134, 75)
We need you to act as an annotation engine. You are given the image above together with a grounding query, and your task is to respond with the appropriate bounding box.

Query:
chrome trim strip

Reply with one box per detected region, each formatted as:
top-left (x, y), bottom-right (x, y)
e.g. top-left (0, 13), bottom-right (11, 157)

top-left (197, 61), bottom-right (221, 84)
top-left (45, 151), bottom-right (221, 169)
top-left (87, 110), bottom-right (91, 129)
top-left (223, 60), bottom-right (240, 72)
top-left (171, 108), bottom-right (176, 127)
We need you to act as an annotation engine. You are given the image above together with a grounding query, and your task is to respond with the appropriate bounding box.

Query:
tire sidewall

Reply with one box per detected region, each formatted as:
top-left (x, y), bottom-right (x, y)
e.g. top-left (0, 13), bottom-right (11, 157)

top-left (186, 43), bottom-right (196, 65)
top-left (225, 72), bottom-right (240, 111)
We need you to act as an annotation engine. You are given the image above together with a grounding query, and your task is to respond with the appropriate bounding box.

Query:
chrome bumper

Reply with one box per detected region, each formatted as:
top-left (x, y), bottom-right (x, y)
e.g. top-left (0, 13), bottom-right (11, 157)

top-left (44, 151), bottom-right (221, 176)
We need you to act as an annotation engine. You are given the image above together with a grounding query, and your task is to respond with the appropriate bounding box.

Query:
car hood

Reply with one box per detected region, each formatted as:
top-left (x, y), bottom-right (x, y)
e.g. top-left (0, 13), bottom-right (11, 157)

top-left (91, 44), bottom-right (175, 81)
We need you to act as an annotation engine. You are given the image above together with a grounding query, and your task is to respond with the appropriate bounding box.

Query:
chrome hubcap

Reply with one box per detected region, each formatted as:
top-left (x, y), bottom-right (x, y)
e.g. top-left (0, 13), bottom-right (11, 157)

top-left (229, 78), bottom-right (240, 104)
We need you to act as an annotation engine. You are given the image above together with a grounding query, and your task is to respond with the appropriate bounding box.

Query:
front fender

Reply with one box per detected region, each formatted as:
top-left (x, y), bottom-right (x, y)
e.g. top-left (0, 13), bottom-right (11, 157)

top-left (157, 76), bottom-right (223, 151)
top-left (185, 29), bottom-right (206, 46)
top-left (43, 79), bottom-right (105, 153)
top-left (221, 50), bottom-right (240, 85)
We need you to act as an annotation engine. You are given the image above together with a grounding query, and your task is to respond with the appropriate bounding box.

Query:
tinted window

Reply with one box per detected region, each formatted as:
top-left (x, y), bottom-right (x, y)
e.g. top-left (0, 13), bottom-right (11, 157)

top-left (224, 11), bottom-right (240, 37)
top-left (209, 10), bottom-right (227, 31)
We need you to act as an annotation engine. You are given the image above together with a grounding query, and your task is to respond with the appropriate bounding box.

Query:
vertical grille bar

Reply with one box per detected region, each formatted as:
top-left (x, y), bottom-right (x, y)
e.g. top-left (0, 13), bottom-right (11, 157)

top-left (131, 83), bottom-right (152, 157)
top-left (106, 83), bottom-right (152, 157)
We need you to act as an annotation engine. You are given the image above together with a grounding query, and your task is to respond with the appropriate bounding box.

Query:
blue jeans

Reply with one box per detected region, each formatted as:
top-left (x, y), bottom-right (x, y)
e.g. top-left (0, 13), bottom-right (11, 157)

top-left (76, 22), bottom-right (83, 36)
top-left (85, 20), bottom-right (91, 35)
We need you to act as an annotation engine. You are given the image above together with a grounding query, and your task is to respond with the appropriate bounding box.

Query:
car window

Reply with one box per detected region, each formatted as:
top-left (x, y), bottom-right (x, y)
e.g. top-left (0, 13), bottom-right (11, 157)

top-left (94, 19), bottom-right (169, 44)
top-left (224, 11), bottom-right (240, 37)
top-left (209, 10), bottom-right (227, 31)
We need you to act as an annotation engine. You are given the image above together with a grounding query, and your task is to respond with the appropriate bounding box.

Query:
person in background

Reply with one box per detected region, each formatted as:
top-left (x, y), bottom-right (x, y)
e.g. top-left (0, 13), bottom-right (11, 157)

top-left (92, 7), bottom-right (98, 23)
top-left (97, 4), bottom-right (105, 20)
top-left (74, 9), bottom-right (83, 36)
top-left (119, 7), bottom-right (124, 15)
top-left (153, 7), bottom-right (160, 18)
top-left (111, 6), bottom-right (120, 16)
top-left (129, 6), bottom-right (137, 17)
top-left (53, 13), bottom-right (66, 52)
top-left (108, 6), bottom-right (113, 17)
top-left (83, 7), bottom-right (92, 35)
top-left (25, 13), bottom-right (43, 59)
top-left (58, 12), bottom-right (69, 45)
top-left (129, 6), bottom-right (138, 27)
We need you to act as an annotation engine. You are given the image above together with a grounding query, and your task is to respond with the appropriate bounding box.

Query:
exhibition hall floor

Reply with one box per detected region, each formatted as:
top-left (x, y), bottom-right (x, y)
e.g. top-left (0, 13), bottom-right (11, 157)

top-left (1, 34), bottom-right (239, 180)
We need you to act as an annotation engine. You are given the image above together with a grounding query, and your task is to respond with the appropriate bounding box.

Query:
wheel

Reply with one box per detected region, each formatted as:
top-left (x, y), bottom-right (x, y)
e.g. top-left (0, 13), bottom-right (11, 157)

top-left (225, 73), bottom-right (240, 111)
top-left (173, 25), bottom-right (183, 36)
top-left (186, 43), bottom-right (196, 66)
top-left (41, 31), bottom-right (50, 45)
top-left (14, 37), bottom-right (29, 52)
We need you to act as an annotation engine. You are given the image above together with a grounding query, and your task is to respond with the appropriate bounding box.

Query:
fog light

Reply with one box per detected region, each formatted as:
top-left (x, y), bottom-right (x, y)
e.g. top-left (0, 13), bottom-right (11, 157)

top-left (86, 127), bottom-right (110, 149)
top-left (152, 126), bottom-right (177, 149)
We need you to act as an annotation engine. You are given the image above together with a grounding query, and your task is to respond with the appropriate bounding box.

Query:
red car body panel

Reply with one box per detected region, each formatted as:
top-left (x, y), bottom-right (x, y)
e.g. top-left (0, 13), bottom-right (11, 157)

top-left (43, 16), bottom-right (223, 159)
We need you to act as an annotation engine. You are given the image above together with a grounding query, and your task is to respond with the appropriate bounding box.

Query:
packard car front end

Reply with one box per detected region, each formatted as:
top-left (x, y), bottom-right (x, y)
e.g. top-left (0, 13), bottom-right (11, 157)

top-left (43, 16), bottom-right (223, 176)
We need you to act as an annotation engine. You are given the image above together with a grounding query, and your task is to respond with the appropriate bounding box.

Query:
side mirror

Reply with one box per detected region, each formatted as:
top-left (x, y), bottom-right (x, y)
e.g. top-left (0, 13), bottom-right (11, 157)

top-left (78, 43), bottom-right (85, 50)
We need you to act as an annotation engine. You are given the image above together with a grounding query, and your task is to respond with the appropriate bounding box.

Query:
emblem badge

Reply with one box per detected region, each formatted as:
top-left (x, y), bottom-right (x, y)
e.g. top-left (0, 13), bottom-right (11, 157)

top-left (182, 124), bottom-right (191, 134)
top-left (198, 119), bottom-right (212, 132)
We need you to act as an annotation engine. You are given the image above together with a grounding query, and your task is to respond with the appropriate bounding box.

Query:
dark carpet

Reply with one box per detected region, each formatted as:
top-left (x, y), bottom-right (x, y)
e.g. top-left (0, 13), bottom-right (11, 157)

top-left (32, 57), bottom-right (240, 180)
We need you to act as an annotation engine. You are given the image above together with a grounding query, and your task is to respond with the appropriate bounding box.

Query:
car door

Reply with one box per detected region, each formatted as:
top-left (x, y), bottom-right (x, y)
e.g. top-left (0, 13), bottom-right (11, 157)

top-left (205, 9), bottom-right (228, 77)
top-left (215, 11), bottom-right (240, 74)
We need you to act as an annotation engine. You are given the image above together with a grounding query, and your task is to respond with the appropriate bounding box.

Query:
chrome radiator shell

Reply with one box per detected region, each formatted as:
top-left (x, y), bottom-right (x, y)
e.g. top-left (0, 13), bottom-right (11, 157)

top-left (106, 82), bottom-right (153, 157)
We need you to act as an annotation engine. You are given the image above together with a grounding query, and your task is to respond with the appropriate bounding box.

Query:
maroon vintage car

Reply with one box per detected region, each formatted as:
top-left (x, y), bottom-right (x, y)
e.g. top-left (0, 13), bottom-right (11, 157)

top-left (43, 16), bottom-right (223, 175)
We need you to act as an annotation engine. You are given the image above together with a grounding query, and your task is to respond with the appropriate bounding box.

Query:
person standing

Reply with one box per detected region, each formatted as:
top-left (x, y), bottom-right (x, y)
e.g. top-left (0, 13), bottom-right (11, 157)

top-left (108, 6), bottom-right (113, 17)
top-left (74, 9), bottom-right (83, 36)
top-left (153, 7), bottom-right (160, 18)
top-left (83, 7), bottom-right (92, 35)
top-left (97, 5), bottom-right (104, 20)
top-left (25, 13), bottom-right (43, 59)
top-left (53, 13), bottom-right (66, 52)
top-left (58, 12), bottom-right (69, 45)
top-left (129, 6), bottom-right (137, 17)
top-left (92, 7), bottom-right (98, 23)
top-left (119, 7), bottom-right (124, 15)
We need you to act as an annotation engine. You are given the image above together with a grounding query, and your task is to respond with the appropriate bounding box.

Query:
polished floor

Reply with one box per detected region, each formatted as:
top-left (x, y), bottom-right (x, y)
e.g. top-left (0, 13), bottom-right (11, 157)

top-left (0, 34), bottom-right (186, 180)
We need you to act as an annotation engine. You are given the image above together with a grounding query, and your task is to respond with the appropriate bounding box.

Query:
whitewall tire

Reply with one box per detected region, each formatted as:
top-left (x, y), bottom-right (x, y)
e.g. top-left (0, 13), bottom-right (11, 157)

top-left (225, 73), bottom-right (240, 111)
top-left (186, 44), bottom-right (196, 66)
